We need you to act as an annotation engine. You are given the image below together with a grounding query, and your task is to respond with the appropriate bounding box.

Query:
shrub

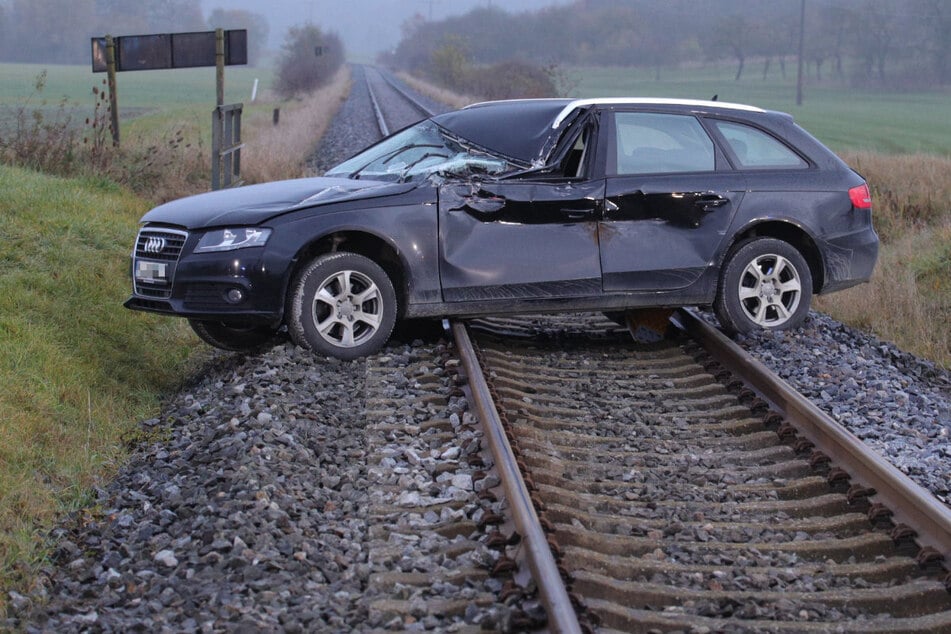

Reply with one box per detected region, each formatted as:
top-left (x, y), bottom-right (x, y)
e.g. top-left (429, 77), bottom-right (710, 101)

top-left (273, 24), bottom-right (344, 99)
top-left (0, 71), bottom-right (78, 175)
top-left (466, 60), bottom-right (558, 99)
top-left (422, 39), bottom-right (558, 100)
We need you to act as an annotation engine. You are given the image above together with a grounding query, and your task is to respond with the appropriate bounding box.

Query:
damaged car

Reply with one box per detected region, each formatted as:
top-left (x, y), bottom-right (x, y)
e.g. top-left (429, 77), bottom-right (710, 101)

top-left (126, 97), bottom-right (878, 359)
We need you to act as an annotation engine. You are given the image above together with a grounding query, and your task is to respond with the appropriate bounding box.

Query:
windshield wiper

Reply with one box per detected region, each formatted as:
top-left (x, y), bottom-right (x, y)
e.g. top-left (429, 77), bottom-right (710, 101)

top-left (349, 144), bottom-right (445, 179)
top-left (397, 152), bottom-right (451, 182)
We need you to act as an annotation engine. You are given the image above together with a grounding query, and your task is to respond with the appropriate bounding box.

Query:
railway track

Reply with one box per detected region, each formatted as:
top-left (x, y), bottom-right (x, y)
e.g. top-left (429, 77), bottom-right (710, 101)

top-left (363, 65), bottom-right (436, 136)
top-left (355, 68), bottom-right (951, 631)
top-left (449, 311), bottom-right (951, 633)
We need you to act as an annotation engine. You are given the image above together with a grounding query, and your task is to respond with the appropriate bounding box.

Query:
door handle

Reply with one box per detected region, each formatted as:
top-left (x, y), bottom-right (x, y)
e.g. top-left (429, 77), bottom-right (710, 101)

top-left (695, 195), bottom-right (728, 211)
top-left (561, 206), bottom-right (596, 219)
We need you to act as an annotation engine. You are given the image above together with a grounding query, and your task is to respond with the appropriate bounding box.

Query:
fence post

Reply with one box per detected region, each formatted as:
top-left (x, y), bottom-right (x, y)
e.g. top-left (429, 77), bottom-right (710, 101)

top-left (216, 29), bottom-right (225, 107)
top-left (212, 104), bottom-right (244, 190)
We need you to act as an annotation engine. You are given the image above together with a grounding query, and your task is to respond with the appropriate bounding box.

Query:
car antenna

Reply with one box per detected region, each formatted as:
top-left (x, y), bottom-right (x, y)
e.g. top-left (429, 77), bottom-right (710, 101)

top-left (711, 94), bottom-right (718, 101)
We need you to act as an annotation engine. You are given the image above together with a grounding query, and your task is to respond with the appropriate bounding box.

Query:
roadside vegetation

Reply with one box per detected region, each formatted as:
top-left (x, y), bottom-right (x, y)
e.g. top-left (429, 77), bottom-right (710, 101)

top-left (0, 61), bottom-right (351, 605)
top-left (815, 152), bottom-right (951, 366)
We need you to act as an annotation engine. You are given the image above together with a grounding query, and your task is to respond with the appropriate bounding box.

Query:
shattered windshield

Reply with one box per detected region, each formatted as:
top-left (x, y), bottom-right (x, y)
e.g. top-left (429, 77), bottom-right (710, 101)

top-left (325, 120), bottom-right (522, 183)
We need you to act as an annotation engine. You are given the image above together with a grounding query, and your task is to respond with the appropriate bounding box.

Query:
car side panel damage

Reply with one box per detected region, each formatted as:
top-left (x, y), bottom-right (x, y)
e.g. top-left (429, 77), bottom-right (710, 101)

top-left (438, 180), bottom-right (604, 302)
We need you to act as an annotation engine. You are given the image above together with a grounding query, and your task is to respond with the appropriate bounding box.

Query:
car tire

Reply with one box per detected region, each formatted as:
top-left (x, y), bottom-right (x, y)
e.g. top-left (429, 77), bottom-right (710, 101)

top-left (188, 319), bottom-right (282, 353)
top-left (714, 237), bottom-right (812, 335)
top-left (288, 252), bottom-right (397, 360)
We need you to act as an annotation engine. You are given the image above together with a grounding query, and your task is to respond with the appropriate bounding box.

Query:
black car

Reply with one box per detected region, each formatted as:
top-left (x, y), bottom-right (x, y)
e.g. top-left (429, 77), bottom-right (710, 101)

top-left (126, 97), bottom-right (878, 359)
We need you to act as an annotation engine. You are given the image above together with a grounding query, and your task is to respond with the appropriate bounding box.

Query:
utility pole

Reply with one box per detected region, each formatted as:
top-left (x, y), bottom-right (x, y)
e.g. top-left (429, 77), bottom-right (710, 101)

top-left (796, 0), bottom-right (806, 105)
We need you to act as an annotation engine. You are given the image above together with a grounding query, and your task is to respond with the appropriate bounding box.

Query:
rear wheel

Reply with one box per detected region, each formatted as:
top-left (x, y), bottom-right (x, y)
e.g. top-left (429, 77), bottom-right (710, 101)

top-left (188, 319), bottom-right (282, 353)
top-left (288, 252), bottom-right (397, 360)
top-left (714, 237), bottom-right (812, 334)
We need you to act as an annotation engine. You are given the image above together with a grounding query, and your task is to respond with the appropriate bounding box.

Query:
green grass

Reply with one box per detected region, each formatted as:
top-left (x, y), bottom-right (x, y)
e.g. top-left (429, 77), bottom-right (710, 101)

top-left (569, 64), bottom-right (951, 156)
top-left (0, 63), bottom-right (278, 148)
top-left (0, 62), bottom-right (270, 109)
top-left (0, 164), bottom-right (197, 593)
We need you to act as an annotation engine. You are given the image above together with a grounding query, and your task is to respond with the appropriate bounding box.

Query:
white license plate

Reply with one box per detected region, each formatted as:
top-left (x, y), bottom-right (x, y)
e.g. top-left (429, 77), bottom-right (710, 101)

top-left (135, 260), bottom-right (168, 284)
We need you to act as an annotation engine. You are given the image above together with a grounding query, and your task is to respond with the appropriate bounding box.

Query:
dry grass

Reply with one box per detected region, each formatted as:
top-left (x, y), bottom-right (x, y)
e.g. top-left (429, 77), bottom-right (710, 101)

top-left (396, 72), bottom-right (474, 109)
top-left (817, 152), bottom-right (951, 368)
top-left (241, 67), bottom-right (351, 183)
top-left (842, 151), bottom-right (951, 242)
top-left (815, 223), bottom-right (950, 367)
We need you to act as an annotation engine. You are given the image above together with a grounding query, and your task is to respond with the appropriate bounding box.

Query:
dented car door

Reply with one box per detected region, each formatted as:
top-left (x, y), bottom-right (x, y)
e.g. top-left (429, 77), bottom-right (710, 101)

top-left (438, 179), bottom-right (604, 302)
top-left (598, 110), bottom-right (745, 292)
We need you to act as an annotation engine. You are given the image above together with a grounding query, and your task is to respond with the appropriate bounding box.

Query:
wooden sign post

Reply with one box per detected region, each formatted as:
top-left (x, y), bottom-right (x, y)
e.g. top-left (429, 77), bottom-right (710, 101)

top-left (90, 29), bottom-right (248, 188)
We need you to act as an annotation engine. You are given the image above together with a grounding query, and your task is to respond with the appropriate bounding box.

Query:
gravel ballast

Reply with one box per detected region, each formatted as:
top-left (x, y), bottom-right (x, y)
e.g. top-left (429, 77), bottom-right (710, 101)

top-left (730, 311), bottom-right (950, 508)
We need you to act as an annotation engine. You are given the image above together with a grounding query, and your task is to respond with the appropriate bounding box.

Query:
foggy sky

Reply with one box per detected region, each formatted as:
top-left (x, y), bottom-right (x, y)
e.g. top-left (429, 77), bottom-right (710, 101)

top-left (198, 0), bottom-right (572, 59)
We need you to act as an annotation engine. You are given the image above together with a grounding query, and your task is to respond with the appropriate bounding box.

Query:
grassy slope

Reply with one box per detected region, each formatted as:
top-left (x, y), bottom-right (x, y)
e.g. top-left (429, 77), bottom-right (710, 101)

top-left (0, 63), bottom-right (354, 603)
top-left (0, 165), bottom-right (196, 584)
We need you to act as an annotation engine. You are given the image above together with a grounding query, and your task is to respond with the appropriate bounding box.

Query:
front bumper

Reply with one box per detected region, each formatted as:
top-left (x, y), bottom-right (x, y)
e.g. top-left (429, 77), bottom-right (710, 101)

top-left (125, 248), bottom-right (286, 326)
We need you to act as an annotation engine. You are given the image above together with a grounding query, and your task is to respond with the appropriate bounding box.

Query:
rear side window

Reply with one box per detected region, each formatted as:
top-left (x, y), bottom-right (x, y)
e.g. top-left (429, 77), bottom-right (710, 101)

top-left (613, 112), bottom-right (715, 175)
top-left (712, 120), bottom-right (808, 169)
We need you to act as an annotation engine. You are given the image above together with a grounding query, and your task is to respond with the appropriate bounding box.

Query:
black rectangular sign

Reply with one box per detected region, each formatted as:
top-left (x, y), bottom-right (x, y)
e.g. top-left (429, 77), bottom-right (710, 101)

top-left (91, 30), bottom-right (247, 72)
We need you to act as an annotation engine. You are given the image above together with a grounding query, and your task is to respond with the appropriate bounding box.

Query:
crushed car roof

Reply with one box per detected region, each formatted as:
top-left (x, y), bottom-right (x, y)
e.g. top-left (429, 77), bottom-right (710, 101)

top-left (430, 97), bottom-right (768, 164)
top-left (431, 99), bottom-right (572, 164)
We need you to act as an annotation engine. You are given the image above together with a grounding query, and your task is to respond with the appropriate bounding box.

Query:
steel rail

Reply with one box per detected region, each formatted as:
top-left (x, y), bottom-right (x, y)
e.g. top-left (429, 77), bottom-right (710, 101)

top-left (363, 67), bottom-right (390, 137)
top-left (450, 320), bottom-right (583, 634)
top-left (375, 67), bottom-right (437, 117)
top-left (674, 308), bottom-right (951, 566)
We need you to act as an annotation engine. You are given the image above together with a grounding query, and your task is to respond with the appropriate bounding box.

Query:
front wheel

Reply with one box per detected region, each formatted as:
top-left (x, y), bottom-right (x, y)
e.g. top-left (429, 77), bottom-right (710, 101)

top-left (714, 238), bottom-right (812, 335)
top-left (288, 252), bottom-right (397, 360)
top-left (188, 319), bottom-right (282, 353)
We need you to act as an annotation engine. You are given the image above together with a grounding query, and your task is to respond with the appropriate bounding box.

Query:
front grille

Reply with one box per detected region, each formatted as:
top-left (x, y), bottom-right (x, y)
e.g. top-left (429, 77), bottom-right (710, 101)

top-left (132, 227), bottom-right (188, 299)
top-left (134, 228), bottom-right (188, 261)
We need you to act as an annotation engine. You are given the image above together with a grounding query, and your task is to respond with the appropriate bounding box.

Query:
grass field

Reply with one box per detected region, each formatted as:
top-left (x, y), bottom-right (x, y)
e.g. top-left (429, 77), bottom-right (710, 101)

top-left (569, 64), bottom-right (951, 156)
top-left (0, 63), bottom-right (271, 110)
top-left (0, 63), bottom-right (278, 149)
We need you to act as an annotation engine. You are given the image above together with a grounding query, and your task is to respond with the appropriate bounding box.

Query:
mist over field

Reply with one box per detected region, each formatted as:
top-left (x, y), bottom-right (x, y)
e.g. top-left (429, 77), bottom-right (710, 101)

top-left (198, 0), bottom-right (574, 57)
top-left (1, 0), bottom-right (948, 93)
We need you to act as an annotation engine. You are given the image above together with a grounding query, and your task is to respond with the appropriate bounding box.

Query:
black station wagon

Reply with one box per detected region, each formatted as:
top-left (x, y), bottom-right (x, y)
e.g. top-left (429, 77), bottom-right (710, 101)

top-left (126, 97), bottom-right (878, 359)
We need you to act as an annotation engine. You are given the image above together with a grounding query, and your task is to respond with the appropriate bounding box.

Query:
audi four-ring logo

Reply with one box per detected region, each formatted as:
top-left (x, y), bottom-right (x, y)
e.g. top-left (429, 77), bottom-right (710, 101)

top-left (143, 237), bottom-right (166, 254)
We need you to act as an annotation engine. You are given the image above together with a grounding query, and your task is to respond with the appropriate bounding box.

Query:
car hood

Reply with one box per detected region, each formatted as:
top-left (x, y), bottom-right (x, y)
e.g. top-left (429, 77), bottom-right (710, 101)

top-left (140, 177), bottom-right (413, 229)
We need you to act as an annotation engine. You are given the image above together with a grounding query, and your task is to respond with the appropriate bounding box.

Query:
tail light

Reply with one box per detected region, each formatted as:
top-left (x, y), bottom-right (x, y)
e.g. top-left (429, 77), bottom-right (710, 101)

top-left (849, 183), bottom-right (872, 209)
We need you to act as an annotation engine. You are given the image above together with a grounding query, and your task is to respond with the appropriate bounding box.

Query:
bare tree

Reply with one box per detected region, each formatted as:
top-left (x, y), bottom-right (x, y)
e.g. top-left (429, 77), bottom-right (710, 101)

top-left (915, 0), bottom-right (951, 83)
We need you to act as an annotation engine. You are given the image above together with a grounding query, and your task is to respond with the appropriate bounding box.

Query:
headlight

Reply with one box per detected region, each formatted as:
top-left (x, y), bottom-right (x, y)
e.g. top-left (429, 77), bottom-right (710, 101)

top-left (194, 228), bottom-right (271, 253)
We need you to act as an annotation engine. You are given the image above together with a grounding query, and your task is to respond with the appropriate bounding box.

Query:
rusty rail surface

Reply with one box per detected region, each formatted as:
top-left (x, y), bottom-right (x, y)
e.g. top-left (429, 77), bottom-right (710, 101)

top-left (674, 308), bottom-right (951, 573)
top-left (450, 320), bottom-right (582, 634)
top-left (450, 312), bottom-right (951, 631)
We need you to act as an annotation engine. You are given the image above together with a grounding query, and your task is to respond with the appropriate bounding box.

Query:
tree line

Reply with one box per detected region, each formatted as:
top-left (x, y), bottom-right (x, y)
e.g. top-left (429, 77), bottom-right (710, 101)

top-left (383, 0), bottom-right (951, 89)
top-left (0, 0), bottom-right (270, 66)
